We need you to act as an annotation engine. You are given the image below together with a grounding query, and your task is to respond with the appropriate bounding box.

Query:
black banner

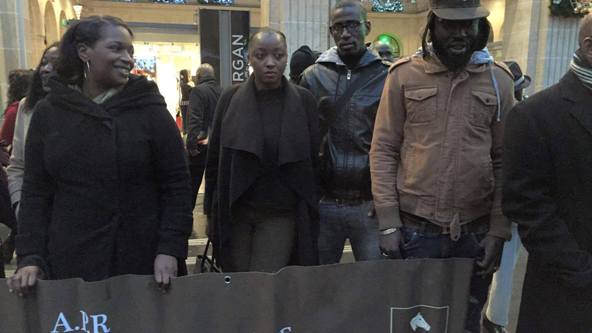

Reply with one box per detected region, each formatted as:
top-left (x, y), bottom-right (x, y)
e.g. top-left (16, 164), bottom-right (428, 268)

top-left (0, 259), bottom-right (473, 332)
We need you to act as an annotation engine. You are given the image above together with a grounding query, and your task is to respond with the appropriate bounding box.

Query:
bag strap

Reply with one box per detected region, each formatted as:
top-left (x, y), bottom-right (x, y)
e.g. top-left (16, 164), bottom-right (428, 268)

top-left (199, 238), bottom-right (221, 273)
top-left (333, 63), bottom-right (385, 113)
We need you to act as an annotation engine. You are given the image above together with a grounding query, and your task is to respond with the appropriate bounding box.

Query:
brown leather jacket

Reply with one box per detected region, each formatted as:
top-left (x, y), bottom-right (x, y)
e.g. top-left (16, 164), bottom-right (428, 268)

top-left (370, 53), bottom-right (515, 239)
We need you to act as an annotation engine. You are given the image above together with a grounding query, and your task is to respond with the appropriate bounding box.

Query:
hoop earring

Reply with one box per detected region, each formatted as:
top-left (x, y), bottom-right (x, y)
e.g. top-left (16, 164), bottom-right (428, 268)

top-left (83, 61), bottom-right (90, 80)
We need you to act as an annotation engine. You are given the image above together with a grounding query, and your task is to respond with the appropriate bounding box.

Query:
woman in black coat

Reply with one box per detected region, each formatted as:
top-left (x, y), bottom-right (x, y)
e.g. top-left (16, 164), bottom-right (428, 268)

top-left (205, 29), bottom-right (320, 272)
top-left (7, 16), bottom-right (192, 294)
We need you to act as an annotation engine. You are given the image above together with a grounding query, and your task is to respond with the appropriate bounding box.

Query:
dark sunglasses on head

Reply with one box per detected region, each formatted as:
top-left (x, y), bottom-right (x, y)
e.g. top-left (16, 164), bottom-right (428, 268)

top-left (330, 20), bottom-right (365, 34)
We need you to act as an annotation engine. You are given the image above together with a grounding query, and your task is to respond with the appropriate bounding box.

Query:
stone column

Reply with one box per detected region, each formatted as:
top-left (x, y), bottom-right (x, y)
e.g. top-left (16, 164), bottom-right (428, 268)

top-left (503, 0), bottom-right (582, 94)
top-left (0, 0), bottom-right (27, 107)
top-left (262, 0), bottom-right (338, 67)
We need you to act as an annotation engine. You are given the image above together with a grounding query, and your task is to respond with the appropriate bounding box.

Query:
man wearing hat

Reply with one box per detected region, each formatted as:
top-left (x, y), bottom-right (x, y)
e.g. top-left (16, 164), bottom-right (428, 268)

top-left (483, 61), bottom-right (530, 333)
top-left (369, 0), bottom-right (515, 331)
top-left (289, 45), bottom-right (321, 84)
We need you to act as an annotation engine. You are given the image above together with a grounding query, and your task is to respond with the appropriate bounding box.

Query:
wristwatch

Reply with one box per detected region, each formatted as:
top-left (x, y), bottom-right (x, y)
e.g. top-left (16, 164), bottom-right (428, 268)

top-left (379, 227), bottom-right (399, 235)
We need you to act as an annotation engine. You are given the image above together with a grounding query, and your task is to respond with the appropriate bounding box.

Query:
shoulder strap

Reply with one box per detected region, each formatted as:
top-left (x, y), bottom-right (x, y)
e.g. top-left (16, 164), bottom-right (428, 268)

top-left (334, 63), bottom-right (385, 112)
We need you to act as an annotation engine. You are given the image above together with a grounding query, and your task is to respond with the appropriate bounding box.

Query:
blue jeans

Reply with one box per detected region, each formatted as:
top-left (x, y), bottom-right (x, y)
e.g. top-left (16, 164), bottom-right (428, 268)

top-left (401, 225), bottom-right (491, 333)
top-left (486, 223), bottom-right (521, 326)
top-left (318, 199), bottom-right (381, 264)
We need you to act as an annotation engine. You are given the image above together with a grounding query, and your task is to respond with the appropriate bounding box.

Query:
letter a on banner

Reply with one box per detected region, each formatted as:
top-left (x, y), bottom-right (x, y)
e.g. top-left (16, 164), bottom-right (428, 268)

top-left (51, 312), bottom-right (74, 333)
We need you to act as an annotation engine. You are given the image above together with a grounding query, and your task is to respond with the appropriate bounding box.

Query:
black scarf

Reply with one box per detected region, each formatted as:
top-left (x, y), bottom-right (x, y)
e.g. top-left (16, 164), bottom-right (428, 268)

top-left (220, 76), bottom-right (311, 165)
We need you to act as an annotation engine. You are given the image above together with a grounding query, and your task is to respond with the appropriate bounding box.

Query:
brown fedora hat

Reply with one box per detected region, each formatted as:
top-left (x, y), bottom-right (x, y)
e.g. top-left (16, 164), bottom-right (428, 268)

top-left (430, 0), bottom-right (490, 20)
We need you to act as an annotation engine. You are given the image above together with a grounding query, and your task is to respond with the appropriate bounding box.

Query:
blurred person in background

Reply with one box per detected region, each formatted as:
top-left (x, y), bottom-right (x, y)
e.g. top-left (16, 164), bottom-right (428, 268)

top-left (178, 69), bottom-right (192, 134)
top-left (4, 43), bottom-right (60, 268)
top-left (288, 45), bottom-right (320, 84)
top-left (372, 39), bottom-right (396, 63)
top-left (186, 63), bottom-right (221, 209)
top-left (0, 70), bottom-right (33, 148)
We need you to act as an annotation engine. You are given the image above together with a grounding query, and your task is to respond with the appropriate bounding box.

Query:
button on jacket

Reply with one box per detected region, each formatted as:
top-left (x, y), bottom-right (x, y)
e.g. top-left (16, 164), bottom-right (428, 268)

top-left (300, 47), bottom-right (389, 197)
top-left (370, 53), bottom-right (515, 239)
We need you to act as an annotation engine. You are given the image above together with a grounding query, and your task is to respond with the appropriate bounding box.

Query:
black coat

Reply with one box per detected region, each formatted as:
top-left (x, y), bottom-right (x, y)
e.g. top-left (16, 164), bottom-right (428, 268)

top-left (16, 75), bottom-right (193, 281)
top-left (503, 71), bottom-right (592, 332)
top-left (205, 77), bottom-right (320, 270)
top-left (186, 77), bottom-right (221, 154)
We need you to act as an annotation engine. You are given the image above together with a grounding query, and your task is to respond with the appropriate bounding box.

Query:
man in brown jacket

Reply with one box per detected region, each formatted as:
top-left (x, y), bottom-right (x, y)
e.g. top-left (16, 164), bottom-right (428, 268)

top-left (369, 0), bottom-right (514, 331)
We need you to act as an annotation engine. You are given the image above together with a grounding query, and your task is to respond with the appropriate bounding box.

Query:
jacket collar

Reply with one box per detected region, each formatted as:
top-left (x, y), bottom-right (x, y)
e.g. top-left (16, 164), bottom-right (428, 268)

top-left (317, 47), bottom-right (382, 69)
top-left (421, 49), bottom-right (492, 74)
top-left (197, 77), bottom-right (217, 85)
top-left (47, 75), bottom-right (165, 120)
top-left (561, 71), bottom-right (592, 136)
top-left (220, 76), bottom-right (311, 165)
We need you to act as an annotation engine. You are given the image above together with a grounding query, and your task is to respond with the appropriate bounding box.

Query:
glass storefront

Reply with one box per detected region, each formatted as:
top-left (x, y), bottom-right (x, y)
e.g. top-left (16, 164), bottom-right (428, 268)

top-left (133, 42), bottom-right (201, 118)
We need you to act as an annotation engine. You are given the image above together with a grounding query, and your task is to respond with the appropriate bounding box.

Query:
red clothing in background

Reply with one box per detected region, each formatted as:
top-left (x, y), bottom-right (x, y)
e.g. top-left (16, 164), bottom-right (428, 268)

top-left (0, 101), bottom-right (19, 147)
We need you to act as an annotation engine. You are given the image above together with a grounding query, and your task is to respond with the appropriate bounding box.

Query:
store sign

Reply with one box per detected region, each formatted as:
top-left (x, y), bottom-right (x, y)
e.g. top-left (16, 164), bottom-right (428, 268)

top-left (231, 34), bottom-right (247, 83)
top-left (200, 9), bottom-right (250, 87)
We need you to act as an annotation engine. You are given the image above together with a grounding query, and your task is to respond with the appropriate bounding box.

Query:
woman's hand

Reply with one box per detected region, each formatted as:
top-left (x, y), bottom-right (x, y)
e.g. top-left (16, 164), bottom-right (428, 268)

top-left (7, 265), bottom-right (43, 297)
top-left (154, 254), bottom-right (178, 293)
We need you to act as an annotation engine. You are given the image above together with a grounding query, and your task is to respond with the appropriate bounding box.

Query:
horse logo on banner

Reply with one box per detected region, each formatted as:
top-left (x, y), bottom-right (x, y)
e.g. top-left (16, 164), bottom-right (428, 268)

top-left (390, 304), bottom-right (449, 333)
top-left (410, 312), bottom-right (431, 331)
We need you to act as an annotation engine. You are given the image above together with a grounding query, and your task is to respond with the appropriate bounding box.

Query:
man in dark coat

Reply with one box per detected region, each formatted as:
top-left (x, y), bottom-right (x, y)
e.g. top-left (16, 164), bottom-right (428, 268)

top-left (186, 64), bottom-right (221, 208)
top-left (503, 13), bottom-right (592, 333)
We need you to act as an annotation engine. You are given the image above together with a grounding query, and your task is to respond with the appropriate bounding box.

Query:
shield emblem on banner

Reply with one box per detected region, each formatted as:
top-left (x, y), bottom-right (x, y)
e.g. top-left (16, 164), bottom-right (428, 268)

top-left (390, 305), bottom-right (449, 333)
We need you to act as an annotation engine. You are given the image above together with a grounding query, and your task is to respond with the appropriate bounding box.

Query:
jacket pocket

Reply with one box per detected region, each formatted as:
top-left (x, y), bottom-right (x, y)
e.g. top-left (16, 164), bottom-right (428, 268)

top-left (404, 87), bottom-right (438, 124)
top-left (469, 91), bottom-right (497, 129)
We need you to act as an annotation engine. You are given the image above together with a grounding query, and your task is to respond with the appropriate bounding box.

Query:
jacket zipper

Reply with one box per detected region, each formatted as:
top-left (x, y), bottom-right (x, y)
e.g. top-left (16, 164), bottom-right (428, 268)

top-left (347, 69), bottom-right (352, 80)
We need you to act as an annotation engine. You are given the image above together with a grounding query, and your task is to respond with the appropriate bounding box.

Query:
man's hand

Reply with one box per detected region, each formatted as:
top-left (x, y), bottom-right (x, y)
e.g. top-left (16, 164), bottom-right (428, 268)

top-left (7, 265), bottom-right (43, 297)
top-left (379, 230), bottom-right (403, 259)
top-left (154, 254), bottom-right (178, 293)
top-left (197, 138), bottom-right (209, 145)
top-left (476, 235), bottom-right (505, 277)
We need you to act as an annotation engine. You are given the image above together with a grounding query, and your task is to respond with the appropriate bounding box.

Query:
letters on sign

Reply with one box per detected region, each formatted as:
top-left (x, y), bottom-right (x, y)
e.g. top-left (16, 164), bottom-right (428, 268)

top-left (232, 34), bottom-right (247, 83)
top-left (50, 311), bottom-right (110, 333)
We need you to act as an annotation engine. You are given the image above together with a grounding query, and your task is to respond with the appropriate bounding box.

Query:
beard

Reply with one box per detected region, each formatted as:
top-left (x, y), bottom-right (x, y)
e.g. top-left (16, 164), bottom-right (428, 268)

top-left (432, 37), bottom-right (474, 71)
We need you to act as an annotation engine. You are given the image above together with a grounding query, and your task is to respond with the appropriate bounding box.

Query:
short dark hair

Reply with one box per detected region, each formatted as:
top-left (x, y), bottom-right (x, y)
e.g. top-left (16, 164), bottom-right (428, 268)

top-left (6, 69), bottom-right (33, 106)
top-left (57, 16), bottom-right (133, 87)
top-left (248, 28), bottom-right (287, 50)
top-left (421, 11), bottom-right (491, 57)
top-left (25, 42), bottom-right (60, 110)
top-left (332, 0), bottom-right (368, 22)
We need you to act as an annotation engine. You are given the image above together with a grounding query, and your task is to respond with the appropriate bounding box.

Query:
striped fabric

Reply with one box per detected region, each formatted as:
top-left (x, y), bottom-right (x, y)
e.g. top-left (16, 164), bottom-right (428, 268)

top-left (570, 51), bottom-right (592, 90)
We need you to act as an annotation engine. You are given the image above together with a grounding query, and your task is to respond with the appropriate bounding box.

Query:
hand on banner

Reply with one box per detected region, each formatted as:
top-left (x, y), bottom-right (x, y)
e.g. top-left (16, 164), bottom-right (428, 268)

top-left (7, 265), bottom-right (43, 297)
top-left (379, 231), bottom-right (403, 259)
top-left (154, 254), bottom-right (178, 293)
top-left (476, 235), bottom-right (504, 277)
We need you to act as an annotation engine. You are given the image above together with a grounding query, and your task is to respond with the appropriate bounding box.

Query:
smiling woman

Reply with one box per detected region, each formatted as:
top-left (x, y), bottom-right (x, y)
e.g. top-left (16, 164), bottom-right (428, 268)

top-left (8, 16), bottom-right (193, 295)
